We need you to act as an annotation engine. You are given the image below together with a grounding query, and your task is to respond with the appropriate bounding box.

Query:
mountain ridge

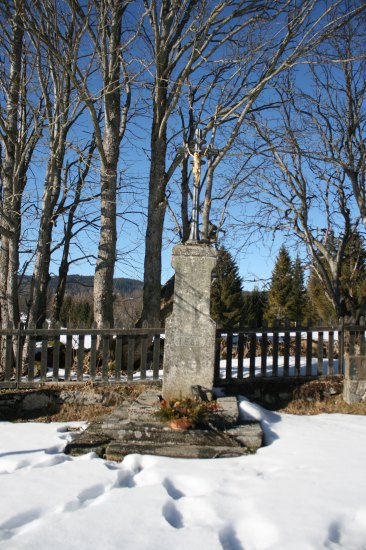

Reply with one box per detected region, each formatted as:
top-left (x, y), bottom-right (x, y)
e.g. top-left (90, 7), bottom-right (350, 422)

top-left (20, 275), bottom-right (143, 296)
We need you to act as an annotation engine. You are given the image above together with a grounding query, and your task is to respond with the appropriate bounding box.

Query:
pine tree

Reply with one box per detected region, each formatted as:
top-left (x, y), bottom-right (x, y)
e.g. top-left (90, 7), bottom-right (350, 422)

top-left (59, 294), bottom-right (94, 328)
top-left (308, 230), bottom-right (366, 322)
top-left (242, 288), bottom-right (268, 326)
top-left (264, 246), bottom-right (293, 324)
top-left (287, 256), bottom-right (307, 323)
top-left (340, 230), bottom-right (366, 319)
top-left (307, 268), bottom-right (336, 323)
top-left (211, 247), bottom-right (244, 329)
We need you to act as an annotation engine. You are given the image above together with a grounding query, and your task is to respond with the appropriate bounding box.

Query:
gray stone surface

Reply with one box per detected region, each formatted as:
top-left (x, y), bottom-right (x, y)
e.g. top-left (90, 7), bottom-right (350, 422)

top-left (65, 390), bottom-right (263, 461)
top-left (127, 390), bottom-right (161, 423)
top-left (343, 354), bottom-right (366, 403)
top-left (216, 396), bottom-right (240, 424)
top-left (343, 380), bottom-right (366, 404)
top-left (163, 243), bottom-right (217, 400)
top-left (22, 392), bottom-right (54, 411)
top-left (104, 442), bottom-right (251, 460)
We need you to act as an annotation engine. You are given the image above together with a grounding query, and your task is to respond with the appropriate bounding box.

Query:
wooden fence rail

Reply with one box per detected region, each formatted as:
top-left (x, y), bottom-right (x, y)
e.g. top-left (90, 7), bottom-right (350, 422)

top-left (0, 326), bottom-right (165, 387)
top-left (0, 321), bottom-right (364, 387)
top-left (214, 324), bottom-right (349, 383)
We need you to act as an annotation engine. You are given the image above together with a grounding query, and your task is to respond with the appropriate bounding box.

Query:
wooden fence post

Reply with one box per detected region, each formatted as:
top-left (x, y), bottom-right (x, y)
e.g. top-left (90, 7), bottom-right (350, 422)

top-left (52, 322), bottom-right (61, 382)
top-left (249, 321), bottom-right (256, 378)
top-left (40, 322), bottom-right (49, 382)
top-left (27, 324), bottom-right (36, 382)
top-left (226, 331), bottom-right (233, 380)
top-left (272, 319), bottom-right (279, 377)
top-left (214, 330), bottom-right (221, 385)
top-left (16, 323), bottom-right (23, 388)
top-left (283, 320), bottom-right (290, 376)
top-left (237, 331), bottom-right (244, 379)
top-left (338, 317), bottom-right (345, 375)
top-left (306, 318), bottom-right (313, 376)
top-left (261, 321), bottom-right (267, 377)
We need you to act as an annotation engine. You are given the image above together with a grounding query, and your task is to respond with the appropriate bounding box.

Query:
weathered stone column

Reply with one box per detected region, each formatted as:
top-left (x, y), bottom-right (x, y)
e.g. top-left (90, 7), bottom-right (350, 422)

top-left (163, 243), bottom-right (217, 400)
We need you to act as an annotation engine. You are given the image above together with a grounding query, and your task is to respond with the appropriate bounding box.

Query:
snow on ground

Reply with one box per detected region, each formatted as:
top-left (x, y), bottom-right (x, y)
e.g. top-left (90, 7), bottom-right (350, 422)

top-left (218, 356), bottom-right (342, 378)
top-left (1, 400), bottom-right (366, 550)
top-left (27, 354), bottom-right (338, 383)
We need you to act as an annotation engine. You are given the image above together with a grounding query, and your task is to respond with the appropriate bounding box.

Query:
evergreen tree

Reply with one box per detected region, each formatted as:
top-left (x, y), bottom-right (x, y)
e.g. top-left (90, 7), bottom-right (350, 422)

top-left (60, 294), bottom-right (94, 328)
top-left (308, 230), bottom-right (366, 322)
top-left (288, 256), bottom-right (307, 322)
top-left (264, 246), bottom-right (293, 324)
top-left (242, 288), bottom-right (268, 326)
top-left (211, 248), bottom-right (244, 329)
top-left (340, 230), bottom-right (366, 319)
top-left (307, 268), bottom-right (336, 323)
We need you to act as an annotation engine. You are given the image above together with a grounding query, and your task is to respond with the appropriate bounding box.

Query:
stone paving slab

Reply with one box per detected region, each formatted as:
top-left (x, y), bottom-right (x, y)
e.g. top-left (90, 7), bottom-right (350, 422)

top-left (105, 442), bottom-right (252, 461)
top-left (65, 391), bottom-right (263, 461)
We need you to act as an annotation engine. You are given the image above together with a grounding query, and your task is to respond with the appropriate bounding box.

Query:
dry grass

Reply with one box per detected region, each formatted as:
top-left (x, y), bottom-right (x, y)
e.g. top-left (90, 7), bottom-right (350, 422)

top-left (9, 379), bottom-right (366, 422)
top-left (19, 403), bottom-right (115, 423)
top-left (278, 395), bottom-right (366, 415)
top-left (32, 394), bottom-right (366, 421)
top-left (9, 382), bottom-right (157, 423)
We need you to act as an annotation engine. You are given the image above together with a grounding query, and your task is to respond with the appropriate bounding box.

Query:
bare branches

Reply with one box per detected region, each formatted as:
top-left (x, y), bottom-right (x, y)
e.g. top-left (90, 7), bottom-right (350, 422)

top-left (233, 26), bottom-right (365, 317)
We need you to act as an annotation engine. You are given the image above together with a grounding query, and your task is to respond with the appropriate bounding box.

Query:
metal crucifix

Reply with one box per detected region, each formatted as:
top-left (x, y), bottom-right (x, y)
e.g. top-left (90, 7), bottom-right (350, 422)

top-left (188, 128), bottom-right (205, 242)
top-left (178, 128), bottom-right (218, 242)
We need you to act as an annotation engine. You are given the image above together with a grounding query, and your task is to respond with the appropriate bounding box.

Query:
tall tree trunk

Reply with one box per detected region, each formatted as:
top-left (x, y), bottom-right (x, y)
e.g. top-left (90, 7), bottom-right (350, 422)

top-left (87, 0), bottom-right (125, 329)
top-left (93, 159), bottom-right (117, 328)
top-left (181, 156), bottom-right (191, 243)
top-left (27, 154), bottom-right (63, 328)
top-left (141, 110), bottom-right (168, 327)
top-left (0, 0), bottom-right (23, 332)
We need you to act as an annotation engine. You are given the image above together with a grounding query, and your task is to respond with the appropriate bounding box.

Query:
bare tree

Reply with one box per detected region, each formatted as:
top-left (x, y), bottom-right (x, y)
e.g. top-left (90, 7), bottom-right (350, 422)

top-left (139, 0), bottom-right (282, 326)
top-left (24, 8), bottom-right (89, 329)
top-left (234, 43), bottom-right (366, 320)
top-left (0, 0), bottom-right (42, 335)
top-left (50, 136), bottom-right (98, 325)
top-left (140, 0), bottom-right (366, 327)
top-left (306, 15), bottom-right (366, 235)
top-left (27, 0), bottom-right (142, 328)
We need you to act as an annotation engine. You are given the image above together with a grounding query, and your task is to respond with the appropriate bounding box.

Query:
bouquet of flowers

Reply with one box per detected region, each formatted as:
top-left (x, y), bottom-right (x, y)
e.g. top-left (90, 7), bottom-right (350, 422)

top-left (155, 396), bottom-right (220, 429)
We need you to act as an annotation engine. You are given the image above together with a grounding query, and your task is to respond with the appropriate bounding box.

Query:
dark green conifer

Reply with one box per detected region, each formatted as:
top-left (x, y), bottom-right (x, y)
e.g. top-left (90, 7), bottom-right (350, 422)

top-left (308, 229), bottom-right (366, 322)
top-left (60, 294), bottom-right (94, 328)
top-left (242, 288), bottom-right (268, 326)
top-left (264, 246), bottom-right (293, 324)
top-left (307, 268), bottom-right (336, 323)
top-left (211, 247), bottom-right (244, 328)
top-left (288, 255), bottom-right (307, 322)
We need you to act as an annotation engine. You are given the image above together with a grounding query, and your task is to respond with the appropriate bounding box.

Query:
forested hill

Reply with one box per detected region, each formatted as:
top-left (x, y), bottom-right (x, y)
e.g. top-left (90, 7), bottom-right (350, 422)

top-left (20, 275), bottom-right (143, 296)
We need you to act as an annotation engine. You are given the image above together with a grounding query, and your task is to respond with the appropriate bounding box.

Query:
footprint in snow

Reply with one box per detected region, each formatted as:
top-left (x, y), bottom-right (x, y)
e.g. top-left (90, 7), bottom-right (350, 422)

top-left (0, 508), bottom-right (43, 541)
top-left (162, 501), bottom-right (184, 529)
top-left (162, 478), bottom-right (185, 500)
top-left (63, 483), bottom-right (107, 512)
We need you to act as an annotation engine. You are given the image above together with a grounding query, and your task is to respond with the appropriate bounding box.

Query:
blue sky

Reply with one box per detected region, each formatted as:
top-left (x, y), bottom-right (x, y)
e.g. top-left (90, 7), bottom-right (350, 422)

top-left (19, 0), bottom-right (359, 293)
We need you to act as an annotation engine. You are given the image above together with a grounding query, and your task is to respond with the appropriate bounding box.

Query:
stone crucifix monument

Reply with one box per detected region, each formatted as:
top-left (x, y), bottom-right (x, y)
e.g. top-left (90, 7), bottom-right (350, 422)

top-left (163, 129), bottom-right (218, 400)
top-left (67, 135), bottom-right (264, 459)
top-left (163, 243), bottom-right (217, 400)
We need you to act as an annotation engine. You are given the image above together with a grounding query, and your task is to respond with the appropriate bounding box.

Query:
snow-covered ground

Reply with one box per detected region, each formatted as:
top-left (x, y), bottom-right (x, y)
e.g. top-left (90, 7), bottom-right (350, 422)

top-left (218, 356), bottom-right (342, 378)
top-left (1, 398), bottom-right (366, 549)
top-left (27, 354), bottom-right (340, 383)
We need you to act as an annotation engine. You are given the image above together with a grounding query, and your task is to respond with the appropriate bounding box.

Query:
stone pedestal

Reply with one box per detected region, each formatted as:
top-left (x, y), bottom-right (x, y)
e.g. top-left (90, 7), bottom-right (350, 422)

top-left (163, 243), bottom-right (217, 401)
top-left (343, 354), bottom-right (366, 403)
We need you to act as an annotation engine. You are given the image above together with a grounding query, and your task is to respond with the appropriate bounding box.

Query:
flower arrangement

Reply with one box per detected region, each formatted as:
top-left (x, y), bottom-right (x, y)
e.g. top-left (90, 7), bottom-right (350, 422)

top-left (155, 396), bottom-right (220, 429)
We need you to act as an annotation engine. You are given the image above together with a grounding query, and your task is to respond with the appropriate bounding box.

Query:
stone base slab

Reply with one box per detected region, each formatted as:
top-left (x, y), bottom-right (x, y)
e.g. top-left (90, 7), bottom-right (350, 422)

top-left (65, 391), bottom-right (263, 461)
top-left (343, 380), bottom-right (366, 404)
